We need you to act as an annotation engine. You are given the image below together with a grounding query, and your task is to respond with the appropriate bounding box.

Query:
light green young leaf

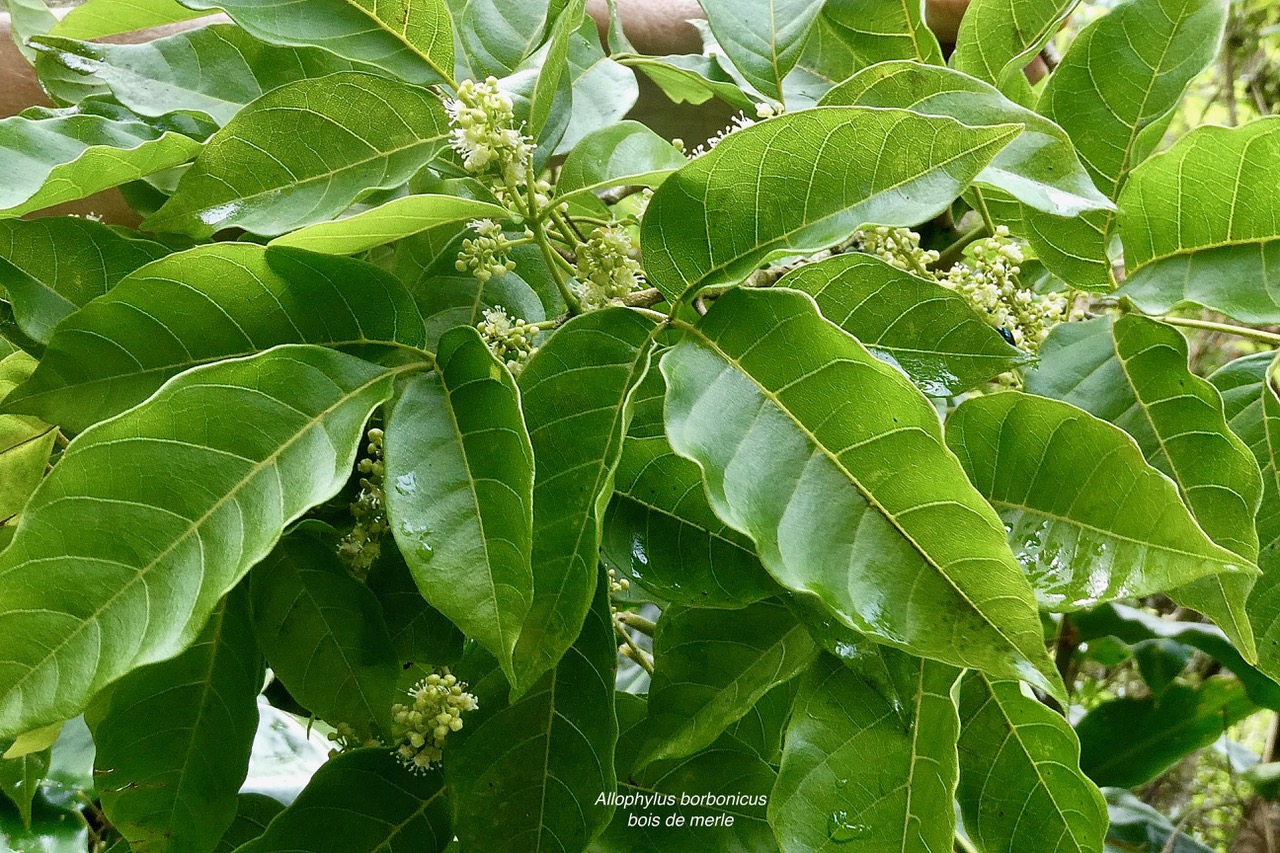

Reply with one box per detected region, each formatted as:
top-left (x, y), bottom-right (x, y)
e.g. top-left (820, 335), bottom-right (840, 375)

top-left (383, 326), bottom-right (535, 683)
top-left (234, 748), bottom-right (452, 853)
top-left (777, 253), bottom-right (1029, 396)
top-left (956, 672), bottom-right (1107, 853)
top-left (271, 195), bottom-right (510, 255)
top-left (0, 345), bottom-right (407, 739)
top-left (945, 390), bottom-right (1256, 612)
top-left (146, 72), bottom-right (449, 238)
top-left (1117, 119), bottom-right (1280, 323)
top-left (448, 573), bottom-right (617, 853)
top-left (528, 0), bottom-right (587, 137)
top-left (952, 0), bottom-right (1080, 105)
top-left (249, 528), bottom-right (399, 737)
top-left (557, 121), bottom-right (686, 208)
top-left (1025, 315), bottom-right (1262, 657)
top-left (31, 25), bottom-right (358, 126)
top-left (770, 650), bottom-right (961, 852)
top-left (6, 0), bottom-right (57, 63)
top-left (821, 0), bottom-right (943, 65)
top-left (49, 0), bottom-right (211, 39)
top-left (0, 217), bottom-right (168, 345)
top-left (640, 599), bottom-right (817, 767)
top-left (0, 104), bottom-right (201, 218)
top-left (661, 288), bottom-right (1062, 696)
top-left (0, 353), bottom-right (56, 525)
top-left (512, 308), bottom-right (658, 691)
top-left (696, 0), bottom-right (825, 103)
top-left (91, 589), bottom-right (263, 853)
top-left (179, 0), bottom-right (455, 85)
top-left (4, 244), bottom-right (426, 434)
top-left (616, 53), bottom-right (757, 111)
top-left (640, 106), bottom-right (1021, 303)
top-left (820, 60), bottom-right (1112, 217)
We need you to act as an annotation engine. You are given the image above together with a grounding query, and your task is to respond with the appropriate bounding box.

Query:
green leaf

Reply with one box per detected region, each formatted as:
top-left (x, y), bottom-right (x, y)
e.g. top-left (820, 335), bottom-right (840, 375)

top-left (0, 103), bottom-right (201, 218)
top-left (91, 588), bottom-right (263, 853)
top-left (457, 0), bottom-right (554, 79)
top-left (6, 0), bottom-right (57, 63)
top-left (4, 244), bottom-right (425, 435)
top-left (366, 550), bottom-right (465, 667)
top-left (0, 217), bottom-right (168, 345)
top-left (270, 194), bottom-right (510, 255)
top-left (820, 60), bottom-right (1112, 218)
top-left (179, 0), bottom-right (455, 86)
top-left (213, 794), bottom-right (284, 853)
top-left (0, 345), bottom-right (406, 739)
top-left (0, 747), bottom-right (48, 829)
top-left (779, 10), bottom-right (862, 107)
top-left (724, 679), bottom-right (797, 764)
top-left (952, 0), bottom-right (1080, 105)
top-left (1075, 677), bottom-right (1253, 788)
top-left (945, 389), bottom-right (1256, 611)
top-left (771, 650), bottom-right (961, 852)
top-left (0, 353), bottom-right (56, 524)
top-left (49, 0), bottom-right (211, 40)
top-left (603, 363), bottom-right (778, 608)
top-left (821, 0), bottom-right (944, 65)
top-left (145, 73), bottom-right (449, 238)
top-left (383, 327), bottom-right (535, 683)
top-left (556, 120), bottom-right (688, 208)
top-left (1117, 119), bottom-right (1280, 323)
top-left (640, 598), bottom-right (817, 767)
top-left (1025, 315), bottom-right (1262, 656)
top-left (448, 571), bottom-right (617, 853)
top-left (30, 25), bottom-right (359, 126)
top-left (1104, 789), bottom-right (1215, 853)
top-left (527, 0), bottom-right (586, 138)
top-left (1027, 0), bottom-right (1227, 289)
top-left (696, 0), bottom-right (824, 103)
top-left (234, 748), bottom-right (452, 853)
top-left (956, 672), bottom-right (1107, 853)
top-left (512, 308), bottom-right (658, 690)
top-left (777, 253), bottom-right (1028, 396)
top-left (639, 107), bottom-right (1021, 302)
top-left (616, 53), bottom-right (757, 111)
top-left (661, 288), bottom-right (1062, 696)
top-left (554, 16), bottom-right (638, 156)
top-left (249, 527), bottom-right (400, 737)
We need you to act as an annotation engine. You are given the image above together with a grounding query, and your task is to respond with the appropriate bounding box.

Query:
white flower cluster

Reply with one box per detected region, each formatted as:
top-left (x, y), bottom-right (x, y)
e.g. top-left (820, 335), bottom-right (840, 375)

top-left (444, 77), bottom-right (532, 183)
top-left (688, 102), bottom-right (778, 158)
top-left (338, 427), bottom-right (386, 579)
top-left (477, 306), bottom-right (538, 375)
top-left (574, 226), bottom-right (643, 309)
top-left (940, 226), bottom-right (1066, 354)
top-left (456, 219), bottom-right (519, 282)
top-left (607, 566), bottom-right (630, 595)
top-left (854, 226), bottom-right (940, 275)
top-left (391, 669), bottom-right (479, 773)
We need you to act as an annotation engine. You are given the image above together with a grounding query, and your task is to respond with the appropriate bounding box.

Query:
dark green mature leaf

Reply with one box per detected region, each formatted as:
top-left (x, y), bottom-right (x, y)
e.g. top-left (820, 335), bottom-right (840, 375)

top-left (366, 549), bottom-right (465, 667)
top-left (1117, 119), bottom-right (1280, 323)
top-left (945, 390), bottom-right (1256, 611)
top-left (0, 345), bottom-right (408, 739)
top-left (4, 244), bottom-right (425, 434)
top-left (952, 0), bottom-right (1080, 105)
top-left (512, 308), bottom-right (658, 691)
top-left (724, 679), bottom-right (797, 764)
top-left (458, 0), bottom-right (553, 78)
top-left (31, 25), bottom-right (358, 126)
top-left (771, 650), bottom-right (961, 851)
top-left (235, 748), bottom-right (452, 853)
top-left (384, 327), bottom-right (535, 682)
top-left (213, 794), bottom-right (284, 853)
top-left (822, 0), bottom-right (944, 65)
top-left (0, 747), bottom-right (48, 829)
top-left (1104, 789), bottom-right (1215, 853)
top-left (593, 733), bottom-right (777, 853)
top-left (554, 17), bottom-right (638, 155)
top-left (956, 672), bottom-right (1107, 853)
top-left (662, 288), bottom-right (1062, 696)
top-left (50, 0), bottom-right (211, 39)
top-left (1025, 315), bottom-right (1262, 655)
top-left (448, 571), bottom-right (617, 853)
top-left (778, 254), bottom-right (1027, 395)
top-left (556, 121), bottom-right (687, 208)
top-left (697, 0), bottom-right (824, 102)
top-left (778, 10), bottom-right (862, 107)
top-left (0, 353), bottom-right (55, 525)
top-left (271, 195), bottom-right (509, 255)
top-left (1075, 677), bottom-right (1253, 788)
top-left (1236, 359), bottom-right (1280, 682)
top-left (249, 528), bottom-right (399, 737)
top-left (146, 73), bottom-right (449, 238)
top-left (640, 107), bottom-right (1020, 302)
top-left (92, 588), bottom-right (263, 853)
top-left (1028, 0), bottom-right (1227, 288)
top-left (0, 217), bottom-right (168, 345)
top-left (527, 0), bottom-right (586, 138)
top-left (179, 0), bottom-right (455, 85)
top-left (603, 362), bottom-right (777, 608)
top-left (820, 61), bottom-right (1111, 217)
top-left (0, 103), bottom-right (201, 217)
top-left (640, 599), bottom-right (816, 766)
